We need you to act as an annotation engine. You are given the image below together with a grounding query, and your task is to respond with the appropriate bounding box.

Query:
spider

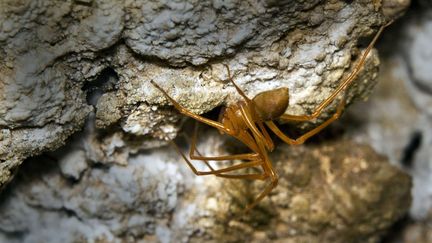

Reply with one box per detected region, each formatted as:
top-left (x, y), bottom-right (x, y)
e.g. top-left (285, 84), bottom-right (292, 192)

top-left (151, 22), bottom-right (389, 212)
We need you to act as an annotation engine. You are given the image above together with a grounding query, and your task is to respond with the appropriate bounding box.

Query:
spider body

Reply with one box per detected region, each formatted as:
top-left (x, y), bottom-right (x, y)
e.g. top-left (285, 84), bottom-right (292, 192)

top-left (218, 88), bottom-right (289, 136)
top-left (151, 22), bottom-right (390, 212)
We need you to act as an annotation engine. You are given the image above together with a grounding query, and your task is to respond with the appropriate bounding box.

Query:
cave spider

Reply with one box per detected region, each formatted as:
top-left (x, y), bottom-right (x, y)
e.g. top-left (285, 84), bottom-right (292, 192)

top-left (151, 22), bottom-right (389, 212)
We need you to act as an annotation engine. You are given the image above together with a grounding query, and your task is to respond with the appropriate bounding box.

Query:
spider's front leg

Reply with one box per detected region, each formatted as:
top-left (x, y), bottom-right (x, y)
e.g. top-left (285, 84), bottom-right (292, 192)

top-left (280, 22), bottom-right (388, 123)
top-left (151, 81), bottom-right (265, 177)
top-left (269, 22), bottom-right (391, 145)
top-left (151, 80), bottom-right (230, 133)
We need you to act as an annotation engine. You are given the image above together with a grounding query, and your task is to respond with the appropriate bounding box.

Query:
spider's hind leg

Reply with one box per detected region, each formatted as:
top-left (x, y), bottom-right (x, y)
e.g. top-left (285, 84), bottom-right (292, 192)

top-left (266, 92), bottom-right (347, 145)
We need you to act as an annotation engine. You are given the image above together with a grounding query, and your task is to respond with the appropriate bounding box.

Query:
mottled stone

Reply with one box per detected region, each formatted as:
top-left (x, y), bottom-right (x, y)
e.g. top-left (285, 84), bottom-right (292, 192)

top-left (344, 6), bottom-right (432, 221)
top-left (95, 92), bottom-right (123, 129)
top-left (190, 140), bottom-right (411, 243)
top-left (0, 134), bottom-right (410, 242)
top-left (0, 0), bottom-right (401, 190)
top-left (0, 1), bottom-right (413, 242)
top-left (59, 149), bottom-right (88, 180)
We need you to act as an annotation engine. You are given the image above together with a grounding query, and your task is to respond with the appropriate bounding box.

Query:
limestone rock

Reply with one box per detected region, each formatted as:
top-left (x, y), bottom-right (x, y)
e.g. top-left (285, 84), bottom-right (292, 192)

top-left (0, 133), bottom-right (411, 242)
top-left (0, 0), bottom-right (402, 189)
top-left (344, 5), bottom-right (432, 221)
top-left (0, 1), bottom-right (412, 242)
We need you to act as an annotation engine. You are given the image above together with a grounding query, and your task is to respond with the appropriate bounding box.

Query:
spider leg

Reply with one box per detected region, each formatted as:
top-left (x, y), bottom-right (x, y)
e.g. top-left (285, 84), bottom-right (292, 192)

top-left (171, 139), bottom-right (264, 175)
top-left (190, 126), bottom-right (275, 212)
top-left (243, 132), bottom-right (278, 213)
top-left (182, 129), bottom-right (259, 175)
top-left (187, 121), bottom-right (274, 182)
top-left (199, 64), bottom-right (251, 102)
top-left (222, 64), bottom-right (252, 102)
top-left (238, 105), bottom-right (269, 145)
top-left (239, 107), bottom-right (279, 212)
top-left (191, 133), bottom-right (268, 180)
top-left (192, 148), bottom-right (267, 180)
top-left (151, 80), bottom-right (230, 133)
top-left (244, 173), bottom-right (278, 213)
top-left (266, 93), bottom-right (346, 145)
top-left (190, 153), bottom-right (260, 161)
top-left (215, 173), bottom-right (267, 180)
top-left (280, 23), bottom-right (387, 122)
top-left (191, 135), bottom-right (273, 211)
top-left (257, 121), bottom-right (275, 151)
top-left (189, 122), bottom-right (260, 161)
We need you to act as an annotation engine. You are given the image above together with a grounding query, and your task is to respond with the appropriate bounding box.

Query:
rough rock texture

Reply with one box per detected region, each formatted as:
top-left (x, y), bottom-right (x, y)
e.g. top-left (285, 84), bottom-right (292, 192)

top-left (0, 0), bottom-right (395, 189)
top-left (393, 216), bottom-right (432, 243)
top-left (0, 130), bottom-right (411, 242)
top-left (0, 0), bottom-right (413, 242)
top-left (344, 4), bottom-right (432, 222)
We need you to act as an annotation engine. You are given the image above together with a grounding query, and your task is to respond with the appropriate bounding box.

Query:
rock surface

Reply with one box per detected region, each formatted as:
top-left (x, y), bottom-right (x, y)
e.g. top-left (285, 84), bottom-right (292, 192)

top-left (0, 130), bottom-right (411, 242)
top-left (344, 3), bottom-right (432, 222)
top-left (0, 0), bottom-right (394, 189)
top-left (0, 0), bottom-right (413, 242)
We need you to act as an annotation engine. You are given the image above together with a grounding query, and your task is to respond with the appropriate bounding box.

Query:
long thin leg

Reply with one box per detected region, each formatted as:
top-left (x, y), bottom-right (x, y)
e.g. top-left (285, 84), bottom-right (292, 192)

top-left (216, 173), bottom-right (267, 180)
top-left (280, 23), bottom-right (388, 122)
top-left (171, 140), bottom-right (264, 175)
top-left (223, 64), bottom-right (252, 102)
top-left (190, 152), bottom-right (259, 161)
top-left (190, 143), bottom-right (266, 180)
top-left (187, 124), bottom-right (272, 180)
top-left (151, 80), bottom-right (230, 133)
top-left (183, 132), bottom-right (217, 173)
top-left (244, 176), bottom-right (278, 212)
top-left (190, 137), bottom-right (268, 180)
top-left (199, 138), bottom-right (276, 212)
top-left (237, 107), bottom-right (279, 212)
top-left (257, 121), bottom-right (274, 151)
top-left (239, 105), bottom-right (268, 143)
top-left (189, 122), bottom-right (259, 161)
top-left (186, 131), bottom-right (259, 175)
top-left (267, 94), bottom-right (346, 145)
top-left (186, 110), bottom-right (277, 211)
top-left (243, 137), bottom-right (278, 212)
top-left (200, 64), bottom-right (251, 102)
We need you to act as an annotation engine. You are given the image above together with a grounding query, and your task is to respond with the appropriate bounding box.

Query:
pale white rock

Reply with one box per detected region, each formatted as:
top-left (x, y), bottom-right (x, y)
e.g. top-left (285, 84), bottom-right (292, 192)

top-left (59, 149), bottom-right (88, 180)
top-left (0, 129), bottom-right (410, 242)
top-left (0, 0), bottom-right (410, 242)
